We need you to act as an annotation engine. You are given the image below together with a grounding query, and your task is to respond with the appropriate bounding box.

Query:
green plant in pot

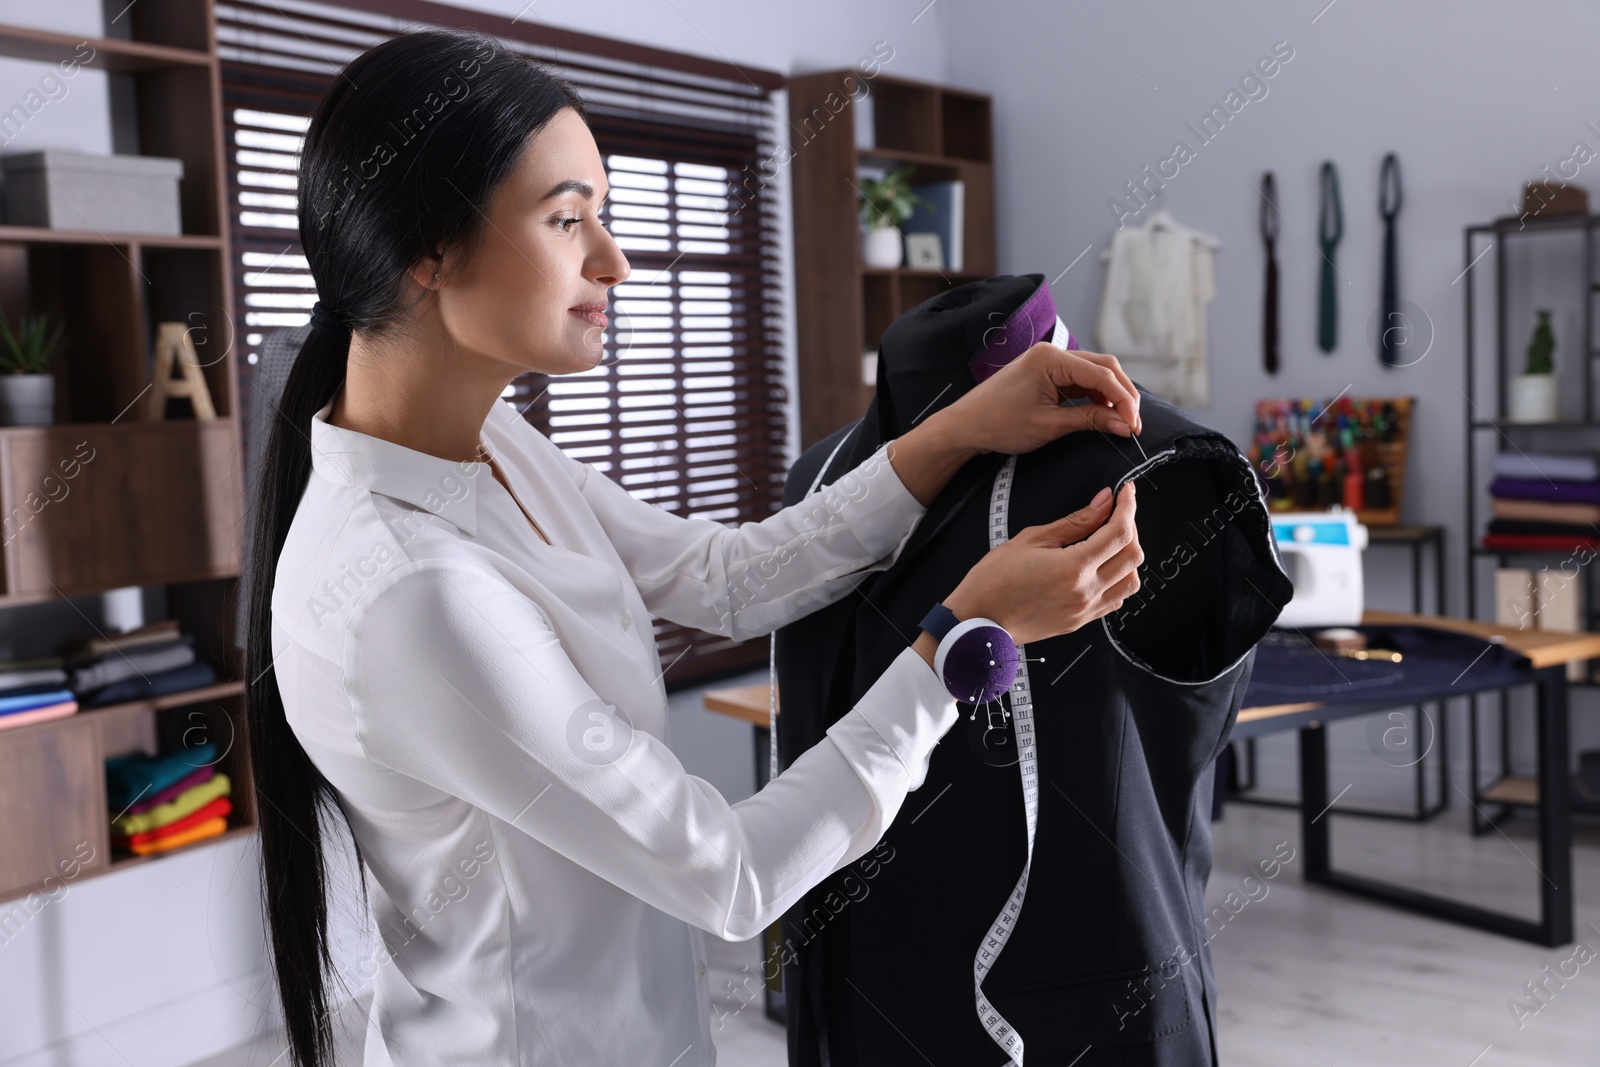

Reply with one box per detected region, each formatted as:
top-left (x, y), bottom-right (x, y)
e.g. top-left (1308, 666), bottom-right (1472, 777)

top-left (0, 311), bottom-right (66, 427)
top-left (1509, 309), bottom-right (1557, 422)
top-left (858, 164), bottom-right (925, 269)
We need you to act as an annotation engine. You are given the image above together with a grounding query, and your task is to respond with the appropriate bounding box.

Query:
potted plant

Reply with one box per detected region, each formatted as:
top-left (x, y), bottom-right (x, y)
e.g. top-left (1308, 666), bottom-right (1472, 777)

top-left (1509, 308), bottom-right (1558, 422)
top-left (0, 311), bottom-right (66, 427)
top-left (858, 165), bottom-right (924, 269)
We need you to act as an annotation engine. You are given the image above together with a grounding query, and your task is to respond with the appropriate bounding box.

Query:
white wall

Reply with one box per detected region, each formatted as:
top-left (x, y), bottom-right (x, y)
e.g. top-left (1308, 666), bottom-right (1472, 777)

top-left (942, 0), bottom-right (1600, 806)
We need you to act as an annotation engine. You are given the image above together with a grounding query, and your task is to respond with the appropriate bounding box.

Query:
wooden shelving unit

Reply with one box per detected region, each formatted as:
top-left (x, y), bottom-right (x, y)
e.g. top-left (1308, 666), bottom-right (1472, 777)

top-left (788, 72), bottom-right (996, 449)
top-left (0, 0), bottom-right (248, 903)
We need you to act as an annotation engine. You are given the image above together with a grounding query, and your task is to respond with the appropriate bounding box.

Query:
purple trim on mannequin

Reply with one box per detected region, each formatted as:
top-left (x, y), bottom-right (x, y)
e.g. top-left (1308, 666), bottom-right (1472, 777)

top-left (968, 282), bottom-right (1076, 383)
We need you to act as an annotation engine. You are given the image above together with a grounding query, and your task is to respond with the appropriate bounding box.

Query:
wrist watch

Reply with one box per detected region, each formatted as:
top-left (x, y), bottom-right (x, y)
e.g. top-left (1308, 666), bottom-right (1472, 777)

top-left (918, 602), bottom-right (1020, 704)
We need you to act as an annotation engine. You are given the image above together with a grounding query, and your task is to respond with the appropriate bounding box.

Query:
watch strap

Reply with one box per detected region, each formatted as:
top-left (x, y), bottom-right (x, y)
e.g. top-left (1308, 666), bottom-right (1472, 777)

top-left (918, 602), bottom-right (961, 642)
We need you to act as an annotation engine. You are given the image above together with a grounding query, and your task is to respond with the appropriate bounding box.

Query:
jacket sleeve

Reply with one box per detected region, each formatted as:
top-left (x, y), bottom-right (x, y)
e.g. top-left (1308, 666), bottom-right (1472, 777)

top-left (554, 437), bottom-right (929, 640)
top-left (343, 558), bottom-right (959, 942)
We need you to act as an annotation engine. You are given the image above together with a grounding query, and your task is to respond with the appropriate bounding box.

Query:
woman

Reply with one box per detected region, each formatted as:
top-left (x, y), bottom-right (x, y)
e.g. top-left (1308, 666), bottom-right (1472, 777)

top-left (247, 29), bottom-right (1145, 1067)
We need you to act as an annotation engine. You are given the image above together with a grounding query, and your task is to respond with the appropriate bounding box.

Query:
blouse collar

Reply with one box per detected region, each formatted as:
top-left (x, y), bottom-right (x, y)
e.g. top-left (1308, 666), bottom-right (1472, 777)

top-left (309, 392), bottom-right (492, 538)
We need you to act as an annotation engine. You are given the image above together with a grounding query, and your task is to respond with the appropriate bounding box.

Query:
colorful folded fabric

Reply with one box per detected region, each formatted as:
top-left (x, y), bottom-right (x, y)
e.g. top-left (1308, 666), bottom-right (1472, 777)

top-left (1491, 452), bottom-right (1600, 482)
top-left (123, 764), bottom-right (216, 815)
top-left (71, 640), bottom-right (196, 694)
top-left (112, 796), bottom-right (232, 849)
top-left (0, 688), bottom-right (75, 715)
top-left (1491, 477), bottom-right (1600, 505)
top-left (0, 701), bottom-right (77, 731)
top-left (1491, 498), bottom-right (1600, 525)
top-left (111, 772), bottom-right (230, 836)
top-left (81, 661), bottom-right (218, 709)
top-left (105, 741), bottom-right (218, 810)
top-left (119, 815), bottom-right (229, 856)
top-left (1483, 533), bottom-right (1600, 552)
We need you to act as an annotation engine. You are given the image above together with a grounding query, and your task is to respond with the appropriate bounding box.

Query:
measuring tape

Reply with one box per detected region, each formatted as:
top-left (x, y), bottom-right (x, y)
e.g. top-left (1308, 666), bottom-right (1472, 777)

top-left (973, 452), bottom-right (1038, 1065)
top-left (972, 314), bottom-right (1072, 1064)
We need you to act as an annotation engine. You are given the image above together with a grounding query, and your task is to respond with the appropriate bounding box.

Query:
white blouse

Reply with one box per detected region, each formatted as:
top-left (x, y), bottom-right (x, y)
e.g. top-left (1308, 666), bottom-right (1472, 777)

top-left (271, 395), bottom-right (961, 1065)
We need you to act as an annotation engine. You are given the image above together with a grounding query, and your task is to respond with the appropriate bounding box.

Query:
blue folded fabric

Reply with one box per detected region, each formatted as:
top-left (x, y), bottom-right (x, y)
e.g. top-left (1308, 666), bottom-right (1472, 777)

top-left (105, 739), bottom-right (219, 810)
top-left (0, 681), bottom-right (75, 703)
top-left (82, 661), bottom-right (218, 709)
top-left (0, 688), bottom-right (75, 716)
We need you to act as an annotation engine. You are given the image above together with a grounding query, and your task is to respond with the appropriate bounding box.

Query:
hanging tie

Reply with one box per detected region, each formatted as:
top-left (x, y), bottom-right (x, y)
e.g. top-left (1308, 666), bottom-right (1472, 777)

top-left (1379, 152), bottom-right (1403, 366)
top-left (1317, 161), bottom-right (1342, 353)
top-left (1260, 170), bottom-right (1280, 375)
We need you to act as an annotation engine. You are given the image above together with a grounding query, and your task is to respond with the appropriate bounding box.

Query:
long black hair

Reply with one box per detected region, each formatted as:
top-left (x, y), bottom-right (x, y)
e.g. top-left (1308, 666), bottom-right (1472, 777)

top-left (243, 29), bottom-right (583, 1067)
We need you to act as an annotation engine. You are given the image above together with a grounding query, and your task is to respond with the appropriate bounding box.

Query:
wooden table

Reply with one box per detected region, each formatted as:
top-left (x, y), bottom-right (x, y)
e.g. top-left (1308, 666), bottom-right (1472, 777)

top-left (705, 611), bottom-right (1600, 947)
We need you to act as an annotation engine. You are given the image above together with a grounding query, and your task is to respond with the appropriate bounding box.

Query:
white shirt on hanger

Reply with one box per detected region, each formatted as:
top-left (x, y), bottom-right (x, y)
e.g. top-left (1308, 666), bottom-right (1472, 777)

top-left (1094, 207), bottom-right (1219, 407)
top-left (270, 395), bottom-right (959, 1065)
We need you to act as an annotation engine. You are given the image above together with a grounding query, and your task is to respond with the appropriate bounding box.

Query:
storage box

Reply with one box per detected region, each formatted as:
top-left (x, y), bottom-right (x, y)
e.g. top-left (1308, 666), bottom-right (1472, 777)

top-left (0, 151), bottom-right (184, 235)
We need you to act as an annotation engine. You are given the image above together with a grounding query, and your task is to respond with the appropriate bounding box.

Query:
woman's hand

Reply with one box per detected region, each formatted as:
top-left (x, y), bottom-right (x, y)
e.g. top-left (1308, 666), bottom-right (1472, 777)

top-left (943, 481), bottom-right (1142, 646)
top-left (936, 342), bottom-right (1143, 457)
top-left (886, 344), bottom-right (1142, 507)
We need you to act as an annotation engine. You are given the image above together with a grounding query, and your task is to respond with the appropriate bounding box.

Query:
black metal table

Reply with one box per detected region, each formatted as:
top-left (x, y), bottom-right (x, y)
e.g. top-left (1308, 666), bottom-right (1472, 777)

top-left (1229, 610), bottom-right (1592, 947)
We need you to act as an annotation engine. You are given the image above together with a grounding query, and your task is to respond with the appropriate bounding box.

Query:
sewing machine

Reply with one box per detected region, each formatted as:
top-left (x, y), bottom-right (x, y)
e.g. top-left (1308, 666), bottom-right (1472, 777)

top-left (1270, 509), bottom-right (1369, 628)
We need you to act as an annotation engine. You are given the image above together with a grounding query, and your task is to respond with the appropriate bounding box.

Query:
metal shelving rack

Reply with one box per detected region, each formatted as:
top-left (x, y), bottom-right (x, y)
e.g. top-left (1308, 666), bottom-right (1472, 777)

top-left (1462, 211), bottom-right (1600, 832)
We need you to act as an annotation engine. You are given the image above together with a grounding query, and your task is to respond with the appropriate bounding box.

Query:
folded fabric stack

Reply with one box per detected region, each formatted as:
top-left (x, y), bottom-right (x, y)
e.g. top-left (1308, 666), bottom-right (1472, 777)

top-left (1486, 452), bottom-right (1600, 552)
top-left (106, 740), bottom-right (232, 855)
top-left (0, 653), bottom-right (77, 731)
top-left (63, 619), bottom-right (217, 708)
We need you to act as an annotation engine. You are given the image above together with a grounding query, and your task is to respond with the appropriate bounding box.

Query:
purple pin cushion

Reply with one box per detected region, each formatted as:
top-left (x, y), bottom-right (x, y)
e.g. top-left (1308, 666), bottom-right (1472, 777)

top-left (933, 617), bottom-right (1021, 705)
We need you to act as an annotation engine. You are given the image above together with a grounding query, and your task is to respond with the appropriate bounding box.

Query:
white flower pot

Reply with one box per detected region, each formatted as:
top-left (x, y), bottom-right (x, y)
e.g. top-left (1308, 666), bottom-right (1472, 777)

top-left (862, 225), bottom-right (903, 269)
top-left (0, 373), bottom-right (54, 426)
top-left (1509, 373), bottom-right (1559, 422)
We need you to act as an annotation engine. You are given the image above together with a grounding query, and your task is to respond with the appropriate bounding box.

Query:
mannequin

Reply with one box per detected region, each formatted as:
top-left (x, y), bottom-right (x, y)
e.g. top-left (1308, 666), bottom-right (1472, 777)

top-left (774, 275), bottom-right (1292, 1066)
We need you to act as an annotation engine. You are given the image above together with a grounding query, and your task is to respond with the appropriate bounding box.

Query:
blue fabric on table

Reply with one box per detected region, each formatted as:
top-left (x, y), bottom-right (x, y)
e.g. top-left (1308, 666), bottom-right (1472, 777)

top-left (0, 688), bottom-right (75, 716)
top-left (105, 739), bottom-right (218, 809)
top-left (1243, 624), bottom-right (1534, 706)
top-left (81, 661), bottom-right (217, 708)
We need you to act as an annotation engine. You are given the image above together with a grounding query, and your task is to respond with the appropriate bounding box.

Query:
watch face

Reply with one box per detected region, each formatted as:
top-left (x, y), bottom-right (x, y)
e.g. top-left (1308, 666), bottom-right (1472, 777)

top-left (963, 693), bottom-right (1021, 768)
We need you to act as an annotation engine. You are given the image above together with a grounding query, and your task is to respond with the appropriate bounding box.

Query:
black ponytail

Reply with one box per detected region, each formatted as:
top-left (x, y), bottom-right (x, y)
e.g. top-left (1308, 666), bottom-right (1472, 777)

top-left (243, 29), bottom-right (583, 1066)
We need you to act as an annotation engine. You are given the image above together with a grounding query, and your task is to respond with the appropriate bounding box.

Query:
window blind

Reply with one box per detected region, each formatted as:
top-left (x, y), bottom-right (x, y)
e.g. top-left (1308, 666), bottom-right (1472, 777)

top-left (219, 0), bottom-right (788, 686)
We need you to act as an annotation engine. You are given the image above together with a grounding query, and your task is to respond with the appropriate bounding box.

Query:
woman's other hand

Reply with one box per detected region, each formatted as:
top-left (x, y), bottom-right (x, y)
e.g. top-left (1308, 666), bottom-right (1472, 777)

top-left (886, 344), bottom-right (1141, 508)
top-left (943, 481), bottom-right (1142, 646)
top-left (931, 342), bottom-right (1142, 456)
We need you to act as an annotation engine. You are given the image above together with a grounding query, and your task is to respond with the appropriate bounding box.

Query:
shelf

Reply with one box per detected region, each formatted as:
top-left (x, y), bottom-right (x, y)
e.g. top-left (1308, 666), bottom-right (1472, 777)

top-left (790, 69), bottom-right (994, 449)
top-left (81, 679), bottom-right (245, 723)
top-left (0, 226), bottom-right (223, 249)
top-left (1480, 774), bottom-right (1540, 806)
top-left (861, 267), bottom-right (991, 280)
top-left (1470, 418), bottom-right (1600, 430)
top-left (1466, 213), bottom-right (1600, 236)
top-left (858, 146), bottom-right (975, 169)
top-left (0, 680), bottom-right (243, 743)
top-left (104, 824), bottom-right (255, 873)
top-left (1478, 774), bottom-right (1600, 815)
top-left (1473, 546), bottom-right (1597, 555)
top-left (0, 416), bottom-right (234, 438)
top-left (0, 672), bottom-right (252, 905)
top-left (0, 23), bottom-right (213, 73)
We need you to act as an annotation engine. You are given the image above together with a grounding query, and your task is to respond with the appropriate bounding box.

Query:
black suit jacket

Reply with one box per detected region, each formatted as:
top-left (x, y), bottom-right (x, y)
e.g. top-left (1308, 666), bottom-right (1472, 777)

top-left (774, 275), bottom-right (1293, 1067)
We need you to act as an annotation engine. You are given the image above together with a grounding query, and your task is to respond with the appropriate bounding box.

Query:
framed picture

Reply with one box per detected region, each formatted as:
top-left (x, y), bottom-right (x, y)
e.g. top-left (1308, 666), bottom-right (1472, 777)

top-left (904, 232), bottom-right (944, 271)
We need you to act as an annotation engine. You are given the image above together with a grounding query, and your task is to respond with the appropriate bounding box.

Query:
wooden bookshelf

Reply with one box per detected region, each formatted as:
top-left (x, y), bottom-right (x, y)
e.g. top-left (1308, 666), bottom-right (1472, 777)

top-left (788, 72), bottom-right (996, 449)
top-left (0, 0), bottom-right (248, 902)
